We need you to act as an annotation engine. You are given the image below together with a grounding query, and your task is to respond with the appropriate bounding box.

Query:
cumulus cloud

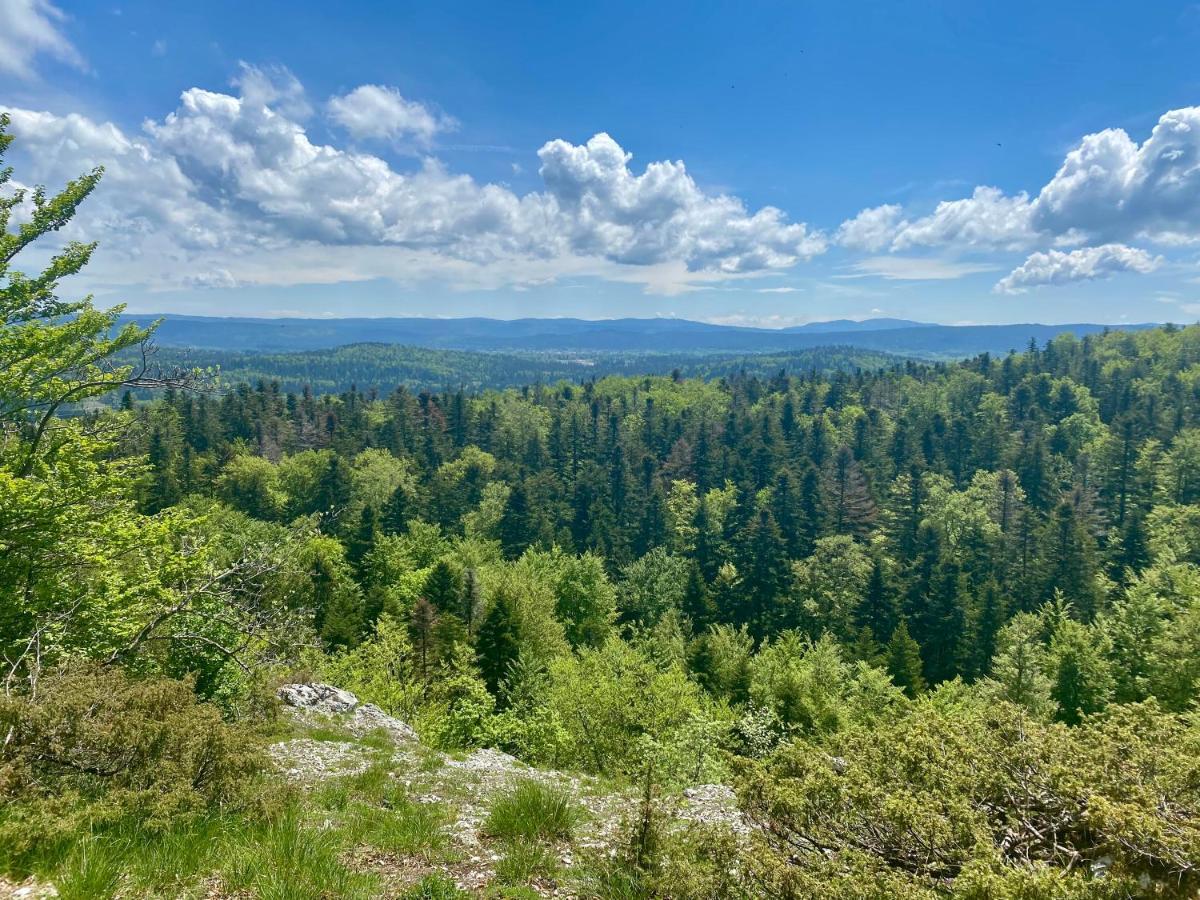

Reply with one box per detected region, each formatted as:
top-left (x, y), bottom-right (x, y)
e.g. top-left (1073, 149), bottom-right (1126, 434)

top-left (994, 244), bottom-right (1162, 294)
top-left (1032, 108), bottom-right (1200, 244)
top-left (835, 203), bottom-right (903, 252)
top-left (838, 105), bottom-right (1200, 273)
top-left (537, 133), bottom-right (825, 272)
top-left (0, 0), bottom-right (85, 78)
top-left (327, 84), bottom-right (454, 143)
top-left (1, 70), bottom-right (824, 294)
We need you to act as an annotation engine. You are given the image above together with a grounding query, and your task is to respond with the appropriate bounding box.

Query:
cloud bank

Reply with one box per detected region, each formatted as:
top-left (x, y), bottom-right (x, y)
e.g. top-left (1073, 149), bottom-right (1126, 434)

top-left (2, 67), bottom-right (824, 295)
top-left (994, 244), bottom-right (1162, 294)
top-left (839, 106), bottom-right (1200, 291)
top-left (4, 55), bottom-right (1198, 300)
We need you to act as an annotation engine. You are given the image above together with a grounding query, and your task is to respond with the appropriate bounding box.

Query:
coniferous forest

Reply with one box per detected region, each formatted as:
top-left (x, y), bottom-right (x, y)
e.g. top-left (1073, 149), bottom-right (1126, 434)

top-left (4, 116), bottom-right (1200, 898)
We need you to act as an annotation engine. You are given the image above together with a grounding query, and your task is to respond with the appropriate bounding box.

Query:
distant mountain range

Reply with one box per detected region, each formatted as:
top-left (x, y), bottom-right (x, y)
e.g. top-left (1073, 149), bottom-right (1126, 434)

top-left (121, 314), bottom-right (1167, 359)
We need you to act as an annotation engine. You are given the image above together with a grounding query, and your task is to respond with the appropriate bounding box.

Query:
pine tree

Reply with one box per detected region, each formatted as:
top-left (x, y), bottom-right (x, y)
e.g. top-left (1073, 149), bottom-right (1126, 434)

top-left (498, 483), bottom-right (532, 558)
top-left (381, 484), bottom-right (410, 535)
top-left (824, 446), bottom-right (877, 536)
top-left (682, 562), bottom-right (715, 629)
top-left (886, 620), bottom-right (926, 698)
top-left (315, 454), bottom-right (353, 531)
top-left (423, 560), bottom-right (465, 615)
top-left (346, 504), bottom-right (379, 579)
top-left (475, 590), bottom-right (521, 694)
top-left (735, 507), bottom-right (791, 639)
top-left (409, 596), bottom-right (439, 683)
top-left (856, 556), bottom-right (896, 642)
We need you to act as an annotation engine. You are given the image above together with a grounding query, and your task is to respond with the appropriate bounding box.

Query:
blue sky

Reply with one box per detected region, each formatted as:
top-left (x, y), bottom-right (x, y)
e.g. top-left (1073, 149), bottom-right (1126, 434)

top-left (3, 0), bottom-right (1200, 325)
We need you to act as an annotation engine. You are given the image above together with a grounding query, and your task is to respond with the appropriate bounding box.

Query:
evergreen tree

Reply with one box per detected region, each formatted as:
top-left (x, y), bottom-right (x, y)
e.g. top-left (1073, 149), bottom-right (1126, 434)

top-left (381, 484), bottom-right (410, 535)
top-left (475, 590), bottom-right (521, 695)
top-left (423, 560), bottom-right (465, 616)
top-left (856, 556), bottom-right (896, 642)
top-left (886, 620), bottom-right (926, 698)
top-left (409, 596), bottom-right (439, 683)
top-left (681, 562), bottom-right (715, 630)
top-left (498, 483), bottom-right (532, 558)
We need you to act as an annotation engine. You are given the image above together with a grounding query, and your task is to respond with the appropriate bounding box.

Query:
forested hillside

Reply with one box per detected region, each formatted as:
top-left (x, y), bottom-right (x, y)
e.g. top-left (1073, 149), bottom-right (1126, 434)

top-left (111, 341), bottom-right (903, 397)
top-left (4, 115), bottom-right (1200, 898)
top-left (118, 312), bottom-right (1163, 358)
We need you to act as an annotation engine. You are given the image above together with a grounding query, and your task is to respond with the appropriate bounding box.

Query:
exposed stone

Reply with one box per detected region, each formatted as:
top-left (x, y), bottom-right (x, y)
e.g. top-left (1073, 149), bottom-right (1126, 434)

top-left (277, 682), bottom-right (417, 744)
top-left (679, 783), bottom-right (752, 836)
top-left (0, 878), bottom-right (57, 900)
top-left (268, 737), bottom-right (373, 781)
top-left (278, 682), bottom-right (360, 714)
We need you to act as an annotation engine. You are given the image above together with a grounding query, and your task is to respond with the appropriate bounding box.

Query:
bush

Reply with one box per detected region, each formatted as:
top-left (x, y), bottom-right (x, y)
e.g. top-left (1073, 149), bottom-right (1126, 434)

top-left (483, 779), bottom-right (582, 843)
top-left (738, 692), bottom-right (1200, 896)
top-left (0, 665), bottom-right (263, 865)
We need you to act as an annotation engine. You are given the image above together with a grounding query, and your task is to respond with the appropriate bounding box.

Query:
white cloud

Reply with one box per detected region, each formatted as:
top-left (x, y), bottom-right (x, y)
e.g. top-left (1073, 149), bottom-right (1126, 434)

top-left (0, 0), bottom-right (85, 79)
top-left (327, 84), bottom-right (454, 144)
top-left (537, 132), bottom-right (826, 272)
top-left (994, 244), bottom-right (1162, 294)
top-left (1032, 108), bottom-right (1200, 244)
top-left (836, 203), bottom-right (903, 251)
top-left (1, 71), bottom-right (825, 296)
top-left (837, 106), bottom-right (1200, 267)
top-left (891, 187), bottom-right (1038, 252)
top-left (850, 256), bottom-right (1000, 281)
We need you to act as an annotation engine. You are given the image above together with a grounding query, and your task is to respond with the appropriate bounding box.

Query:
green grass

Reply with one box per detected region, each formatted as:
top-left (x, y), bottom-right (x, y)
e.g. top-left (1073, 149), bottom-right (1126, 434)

top-left (399, 873), bottom-right (472, 899)
top-left (220, 808), bottom-right (378, 900)
top-left (347, 797), bottom-right (452, 859)
top-left (312, 763), bottom-right (393, 810)
top-left (494, 838), bottom-right (559, 885)
top-left (54, 838), bottom-right (123, 900)
top-left (482, 779), bottom-right (582, 843)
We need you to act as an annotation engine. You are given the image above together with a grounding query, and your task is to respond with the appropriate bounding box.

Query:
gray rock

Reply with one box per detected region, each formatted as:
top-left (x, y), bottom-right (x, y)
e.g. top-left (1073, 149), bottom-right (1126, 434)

top-left (353, 701), bottom-right (418, 743)
top-left (277, 682), bottom-right (418, 744)
top-left (278, 682), bottom-right (359, 714)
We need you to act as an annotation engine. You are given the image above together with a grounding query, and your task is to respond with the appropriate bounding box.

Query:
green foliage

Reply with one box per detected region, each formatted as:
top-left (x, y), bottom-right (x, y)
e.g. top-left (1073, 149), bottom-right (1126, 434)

top-left (739, 694), bottom-right (1200, 895)
top-left (483, 778), bottom-right (582, 843)
top-left (321, 614), bottom-right (423, 718)
top-left (545, 639), bottom-right (725, 783)
top-left (7, 134), bottom-right (1200, 895)
top-left (749, 632), bottom-right (905, 735)
top-left (0, 666), bottom-right (262, 866)
top-left (885, 619), bottom-right (927, 698)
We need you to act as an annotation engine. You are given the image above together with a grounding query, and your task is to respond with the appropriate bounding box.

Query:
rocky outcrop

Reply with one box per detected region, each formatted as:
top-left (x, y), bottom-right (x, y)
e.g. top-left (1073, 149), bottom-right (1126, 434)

top-left (277, 682), bottom-right (418, 744)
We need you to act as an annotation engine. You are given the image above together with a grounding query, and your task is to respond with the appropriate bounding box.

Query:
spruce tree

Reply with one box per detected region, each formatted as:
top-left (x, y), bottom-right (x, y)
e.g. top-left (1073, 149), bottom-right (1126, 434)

top-left (475, 590), bottom-right (521, 694)
top-left (886, 620), bottom-right (926, 698)
top-left (423, 560), bottom-right (465, 616)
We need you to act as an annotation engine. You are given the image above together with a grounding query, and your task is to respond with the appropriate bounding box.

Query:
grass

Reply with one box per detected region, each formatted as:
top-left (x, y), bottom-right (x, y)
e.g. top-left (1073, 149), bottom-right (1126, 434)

top-left (399, 873), bottom-right (472, 898)
top-left (54, 839), bottom-right (123, 900)
top-left (1, 800), bottom-right (386, 900)
top-left (483, 778), bottom-right (583, 843)
top-left (348, 797), bottom-right (452, 859)
top-left (220, 808), bottom-right (378, 900)
top-left (494, 838), bottom-right (559, 885)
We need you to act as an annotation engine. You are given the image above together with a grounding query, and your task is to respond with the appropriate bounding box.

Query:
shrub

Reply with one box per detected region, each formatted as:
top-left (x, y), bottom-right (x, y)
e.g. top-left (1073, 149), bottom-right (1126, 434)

top-left (738, 693), bottom-right (1200, 896)
top-left (0, 665), bottom-right (263, 864)
top-left (483, 779), bottom-right (582, 843)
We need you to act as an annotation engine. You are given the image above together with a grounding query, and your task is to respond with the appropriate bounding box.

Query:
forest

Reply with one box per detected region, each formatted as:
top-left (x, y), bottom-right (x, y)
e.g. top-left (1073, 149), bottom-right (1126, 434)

top-left (110, 341), bottom-right (904, 397)
top-left (3, 114), bottom-right (1200, 898)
